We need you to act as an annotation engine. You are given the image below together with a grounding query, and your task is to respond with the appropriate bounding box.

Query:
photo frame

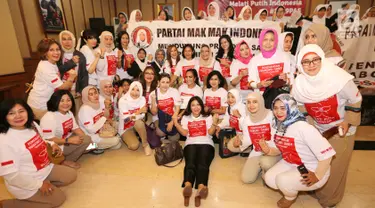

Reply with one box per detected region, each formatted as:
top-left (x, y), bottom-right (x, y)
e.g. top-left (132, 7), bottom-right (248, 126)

top-left (157, 3), bottom-right (176, 21)
top-left (38, 0), bottom-right (66, 32)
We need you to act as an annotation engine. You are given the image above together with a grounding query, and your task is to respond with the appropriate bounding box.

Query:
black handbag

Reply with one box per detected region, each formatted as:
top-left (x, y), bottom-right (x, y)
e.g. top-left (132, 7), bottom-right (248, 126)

top-left (154, 141), bottom-right (184, 167)
top-left (263, 75), bottom-right (290, 109)
top-left (155, 89), bottom-right (178, 135)
top-left (218, 128), bottom-right (239, 158)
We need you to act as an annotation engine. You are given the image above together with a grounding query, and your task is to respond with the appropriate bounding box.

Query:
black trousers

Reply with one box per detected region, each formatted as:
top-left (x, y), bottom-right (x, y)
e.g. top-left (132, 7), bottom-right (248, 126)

top-left (182, 144), bottom-right (215, 189)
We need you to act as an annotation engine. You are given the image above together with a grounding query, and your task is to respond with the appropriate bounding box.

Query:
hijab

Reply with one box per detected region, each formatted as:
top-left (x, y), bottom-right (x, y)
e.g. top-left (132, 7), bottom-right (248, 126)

top-left (259, 28), bottom-right (279, 58)
top-left (228, 89), bottom-right (246, 116)
top-left (129, 10), bottom-right (142, 24)
top-left (118, 12), bottom-right (128, 24)
top-left (277, 32), bottom-right (294, 53)
top-left (207, 2), bottom-right (220, 21)
top-left (254, 9), bottom-right (268, 21)
top-left (362, 7), bottom-right (375, 20)
top-left (99, 80), bottom-right (113, 100)
top-left (182, 7), bottom-right (196, 21)
top-left (135, 48), bottom-right (147, 71)
top-left (271, 94), bottom-right (306, 132)
top-left (82, 85), bottom-right (100, 110)
top-left (246, 92), bottom-right (270, 123)
top-left (234, 40), bottom-right (252, 65)
top-left (313, 4), bottom-right (327, 25)
top-left (154, 48), bottom-right (166, 68)
top-left (99, 31), bottom-right (115, 52)
top-left (136, 29), bottom-right (149, 48)
top-left (123, 81), bottom-right (144, 103)
top-left (238, 6), bottom-right (252, 21)
top-left (59, 30), bottom-right (76, 53)
top-left (292, 44), bottom-right (354, 103)
top-left (199, 45), bottom-right (214, 67)
top-left (305, 23), bottom-right (340, 58)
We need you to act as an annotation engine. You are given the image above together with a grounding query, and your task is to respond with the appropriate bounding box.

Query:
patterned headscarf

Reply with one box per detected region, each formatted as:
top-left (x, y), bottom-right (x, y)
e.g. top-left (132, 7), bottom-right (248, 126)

top-left (271, 94), bottom-right (305, 132)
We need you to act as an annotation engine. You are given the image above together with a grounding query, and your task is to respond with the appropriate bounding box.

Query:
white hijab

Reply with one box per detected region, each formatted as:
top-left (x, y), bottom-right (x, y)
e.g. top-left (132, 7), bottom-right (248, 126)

top-left (277, 32), bottom-right (294, 53)
top-left (123, 81), bottom-right (144, 103)
top-left (313, 4), bottom-right (327, 25)
top-left (136, 29), bottom-right (149, 48)
top-left (99, 31), bottom-right (114, 53)
top-left (254, 9), bottom-right (268, 21)
top-left (59, 30), bottom-right (76, 53)
top-left (129, 10), bottom-right (142, 24)
top-left (362, 7), bottom-right (374, 20)
top-left (292, 44), bottom-right (353, 103)
top-left (238, 6), bottom-right (253, 21)
top-left (182, 7), bottom-right (196, 21)
top-left (207, 2), bottom-right (220, 21)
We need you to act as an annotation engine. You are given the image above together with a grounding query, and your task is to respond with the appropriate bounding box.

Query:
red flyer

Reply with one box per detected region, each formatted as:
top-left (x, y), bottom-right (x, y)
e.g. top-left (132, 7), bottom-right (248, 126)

top-left (247, 123), bottom-right (271, 151)
top-left (188, 120), bottom-right (207, 137)
top-left (305, 95), bottom-right (340, 124)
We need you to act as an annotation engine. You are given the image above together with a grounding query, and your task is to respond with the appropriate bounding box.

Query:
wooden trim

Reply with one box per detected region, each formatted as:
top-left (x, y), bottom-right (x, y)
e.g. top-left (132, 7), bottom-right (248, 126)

top-left (100, 0), bottom-right (104, 17)
top-left (126, 0), bottom-right (130, 18)
top-left (178, 0), bottom-right (181, 21)
top-left (114, 0), bottom-right (118, 15)
top-left (192, 0), bottom-right (195, 14)
top-left (0, 72), bottom-right (26, 78)
top-left (18, 0), bottom-right (33, 55)
top-left (81, 0), bottom-right (87, 28)
top-left (59, 0), bottom-right (69, 33)
top-left (152, 0), bottom-right (155, 19)
top-left (108, 0), bottom-right (112, 25)
top-left (69, 0), bottom-right (77, 35)
top-left (139, 0), bottom-right (142, 12)
top-left (91, 0), bottom-right (95, 17)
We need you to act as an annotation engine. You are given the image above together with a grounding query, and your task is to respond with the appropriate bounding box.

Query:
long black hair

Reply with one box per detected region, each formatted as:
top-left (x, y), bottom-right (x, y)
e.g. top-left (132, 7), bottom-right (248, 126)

top-left (216, 34), bottom-right (234, 61)
top-left (0, 99), bottom-right (35, 133)
top-left (47, 90), bottom-right (76, 115)
top-left (117, 31), bottom-right (130, 51)
top-left (206, 70), bottom-right (227, 90)
top-left (139, 66), bottom-right (158, 97)
top-left (78, 29), bottom-right (98, 50)
top-left (226, 6), bottom-right (235, 20)
top-left (159, 9), bottom-right (169, 21)
top-left (185, 68), bottom-right (200, 86)
top-left (184, 96), bottom-right (210, 117)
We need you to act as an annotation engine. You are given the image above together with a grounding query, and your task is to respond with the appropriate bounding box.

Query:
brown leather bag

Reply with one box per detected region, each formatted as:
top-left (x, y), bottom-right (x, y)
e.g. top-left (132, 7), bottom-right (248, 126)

top-left (46, 143), bottom-right (65, 164)
top-left (154, 141), bottom-right (184, 167)
top-left (322, 127), bottom-right (339, 140)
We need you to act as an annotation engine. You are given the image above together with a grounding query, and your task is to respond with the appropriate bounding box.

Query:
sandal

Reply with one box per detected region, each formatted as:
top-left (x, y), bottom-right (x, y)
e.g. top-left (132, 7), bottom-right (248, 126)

top-left (183, 185), bottom-right (192, 207)
top-left (195, 186), bottom-right (208, 207)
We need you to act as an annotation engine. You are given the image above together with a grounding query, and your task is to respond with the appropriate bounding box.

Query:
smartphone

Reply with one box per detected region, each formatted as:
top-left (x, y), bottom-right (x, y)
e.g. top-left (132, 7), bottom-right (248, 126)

top-left (297, 164), bottom-right (309, 178)
top-left (86, 143), bottom-right (98, 151)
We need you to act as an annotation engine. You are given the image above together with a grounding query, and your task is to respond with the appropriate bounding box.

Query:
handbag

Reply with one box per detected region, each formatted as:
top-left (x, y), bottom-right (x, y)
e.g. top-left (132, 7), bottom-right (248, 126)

top-left (155, 89), bottom-right (178, 135)
top-left (145, 122), bottom-right (161, 149)
top-left (263, 75), bottom-right (290, 109)
top-left (99, 122), bottom-right (117, 138)
top-left (154, 141), bottom-right (184, 167)
top-left (218, 128), bottom-right (239, 158)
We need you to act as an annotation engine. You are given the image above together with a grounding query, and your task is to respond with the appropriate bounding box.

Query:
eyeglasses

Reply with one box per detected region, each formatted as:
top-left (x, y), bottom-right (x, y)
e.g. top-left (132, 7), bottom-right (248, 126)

top-left (301, 57), bottom-right (321, 66)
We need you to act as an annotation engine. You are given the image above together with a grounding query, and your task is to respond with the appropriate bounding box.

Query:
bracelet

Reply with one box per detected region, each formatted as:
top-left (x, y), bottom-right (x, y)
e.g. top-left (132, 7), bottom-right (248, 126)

top-left (65, 137), bottom-right (69, 145)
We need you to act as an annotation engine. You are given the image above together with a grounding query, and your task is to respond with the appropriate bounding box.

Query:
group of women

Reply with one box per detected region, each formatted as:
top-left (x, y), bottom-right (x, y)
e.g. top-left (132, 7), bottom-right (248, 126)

top-left (0, 3), bottom-right (368, 208)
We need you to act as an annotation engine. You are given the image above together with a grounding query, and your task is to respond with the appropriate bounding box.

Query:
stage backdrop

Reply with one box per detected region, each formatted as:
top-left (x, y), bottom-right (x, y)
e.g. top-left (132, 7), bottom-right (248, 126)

top-left (197, 0), bottom-right (306, 18)
top-left (127, 20), bottom-right (280, 57)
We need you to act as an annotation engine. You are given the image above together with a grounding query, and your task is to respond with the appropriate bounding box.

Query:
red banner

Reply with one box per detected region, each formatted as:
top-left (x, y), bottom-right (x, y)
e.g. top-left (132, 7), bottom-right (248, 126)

top-left (197, 0), bottom-right (305, 17)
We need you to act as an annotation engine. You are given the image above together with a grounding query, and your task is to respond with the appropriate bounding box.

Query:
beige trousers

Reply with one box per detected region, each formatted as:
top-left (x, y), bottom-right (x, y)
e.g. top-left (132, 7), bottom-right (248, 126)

top-left (63, 135), bottom-right (91, 161)
top-left (97, 136), bottom-right (122, 150)
top-left (2, 165), bottom-right (77, 208)
top-left (121, 120), bottom-right (149, 150)
top-left (30, 107), bottom-right (48, 121)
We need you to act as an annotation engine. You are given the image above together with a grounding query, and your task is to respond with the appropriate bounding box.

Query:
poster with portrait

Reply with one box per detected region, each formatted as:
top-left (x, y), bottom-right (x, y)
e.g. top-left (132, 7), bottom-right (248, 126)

top-left (38, 0), bottom-right (66, 32)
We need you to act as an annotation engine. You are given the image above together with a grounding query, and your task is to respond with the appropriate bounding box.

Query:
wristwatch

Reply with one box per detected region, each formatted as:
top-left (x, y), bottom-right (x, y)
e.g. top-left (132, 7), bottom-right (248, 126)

top-left (65, 137), bottom-right (69, 145)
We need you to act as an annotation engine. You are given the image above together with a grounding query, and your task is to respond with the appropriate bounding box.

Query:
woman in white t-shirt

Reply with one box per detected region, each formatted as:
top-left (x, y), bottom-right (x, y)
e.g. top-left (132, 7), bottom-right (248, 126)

top-left (150, 73), bottom-right (181, 142)
top-left (181, 7), bottom-right (196, 21)
top-left (228, 92), bottom-right (280, 183)
top-left (216, 89), bottom-right (246, 135)
top-left (139, 67), bottom-right (159, 123)
top-left (216, 35), bottom-right (235, 84)
top-left (0, 99), bottom-right (76, 208)
top-left (95, 31), bottom-right (117, 84)
top-left (248, 28), bottom-right (292, 93)
top-left (264, 94), bottom-right (336, 208)
top-left (164, 45), bottom-right (181, 87)
top-left (172, 96), bottom-right (219, 207)
top-left (78, 86), bottom-right (121, 151)
top-left (203, 71), bottom-right (228, 116)
top-left (207, 2), bottom-right (220, 21)
top-left (237, 6), bottom-right (253, 21)
top-left (230, 40), bottom-right (253, 101)
top-left (118, 81), bottom-right (152, 155)
top-left (115, 31), bottom-right (136, 79)
top-left (27, 38), bottom-right (77, 120)
top-left (78, 29), bottom-right (101, 86)
top-left (128, 48), bottom-right (152, 79)
top-left (173, 44), bottom-right (197, 84)
top-left (40, 90), bottom-right (91, 169)
top-left (291, 44), bottom-right (362, 207)
top-left (278, 32), bottom-right (297, 76)
top-left (99, 80), bottom-right (116, 122)
top-left (178, 69), bottom-right (203, 117)
top-left (195, 44), bottom-right (221, 87)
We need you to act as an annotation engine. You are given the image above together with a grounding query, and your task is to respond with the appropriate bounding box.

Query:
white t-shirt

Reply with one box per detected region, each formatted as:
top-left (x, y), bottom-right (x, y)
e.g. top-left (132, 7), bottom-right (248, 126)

top-left (217, 56), bottom-right (232, 78)
top-left (195, 59), bottom-right (221, 85)
top-left (27, 61), bottom-right (63, 110)
top-left (95, 49), bottom-right (117, 83)
top-left (163, 58), bottom-right (178, 75)
top-left (114, 48), bottom-right (136, 79)
top-left (118, 96), bottom-right (146, 135)
top-left (40, 111), bottom-right (79, 150)
top-left (219, 102), bottom-right (246, 133)
top-left (0, 123), bottom-right (54, 199)
top-left (230, 59), bottom-right (253, 101)
top-left (181, 115), bottom-right (214, 147)
top-left (78, 105), bottom-right (106, 143)
top-left (80, 45), bottom-right (98, 86)
top-left (241, 111), bottom-right (276, 158)
top-left (178, 84), bottom-right (203, 109)
top-left (175, 58), bottom-right (197, 82)
top-left (149, 88), bottom-right (181, 116)
top-left (274, 121), bottom-right (336, 171)
top-left (61, 52), bottom-right (78, 91)
top-left (248, 51), bottom-right (292, 92)
top-left (203, 88), bottom-right (228, 112)
top-left (304, 81), bottom-right (362, 134)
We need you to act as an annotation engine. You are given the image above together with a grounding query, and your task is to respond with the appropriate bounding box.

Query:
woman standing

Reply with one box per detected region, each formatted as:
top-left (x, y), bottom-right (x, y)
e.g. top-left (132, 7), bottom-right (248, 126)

top-left (264, 94), bottom-right (336, 208)
top-left (207, 2), bottom-right (220, 21)
top-left (156, 9), bottom-right (169, 21)
top-left (116, 12), bottom-right (128, 35)
top-left (273, 6), bottom-right (288, 24)
top-left (230, 40), bottom-right (253, 101)
top-left (216, 35), bottom-right (234, 85)
top-left (164, 45), bottom-right (181, 87)
top-left (224, 6), bottom-right (236, 21)
top-left (127, 48), bottom-right (152, 79)
top-left (195, 44), bottom-right (221, 86)
top-left (228, 92), bottom-right (280, 183)
top-left (0, 99), bottom-right (77, 208)
top-left (129, 10), bottom-right (143, 23)
top-left (118, 81), bottom-right (151, 155)
top-left (174, 44), bottom-right (197, 83)
top-left (278, 32), bottom-right (297, 75)
top-left (203, 71), bottom-right (228, 116)
top-left (79, 29), bottom-right (101, 86)
top-left (181, 7), bottom-right (196, 21)
top-left (173, 96), bottom-right (218, 207)
top-left (151, 48), bottom-right (166, 74)
top-left (292, 44), bottom-right (362, 208)
top-left (95, 31), bottom-right (117, 84)
top-left (115, 31), bottom-right (136, 79)
top-left (254, 9), bottom-right (269, 21)
top-left (27, 38), bottom-right (77, 120)
top-left (40, 90), bottom-right (91, 169)
top-left (237, 6), bottom-right (253, 21)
